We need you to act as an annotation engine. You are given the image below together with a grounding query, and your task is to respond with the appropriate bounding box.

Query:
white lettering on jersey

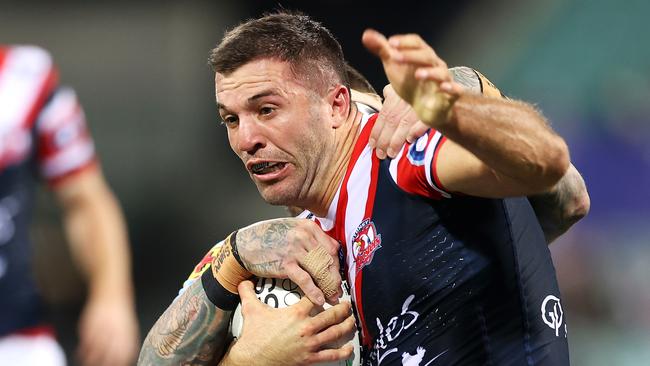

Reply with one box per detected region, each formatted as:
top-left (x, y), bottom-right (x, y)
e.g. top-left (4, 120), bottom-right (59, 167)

top-left (541, 295), bottom-right (564, 337)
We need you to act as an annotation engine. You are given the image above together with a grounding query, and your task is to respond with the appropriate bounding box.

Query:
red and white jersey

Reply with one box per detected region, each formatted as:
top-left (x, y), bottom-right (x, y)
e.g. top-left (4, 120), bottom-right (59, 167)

top-left (302, 99), bottom-right (568, 365)
top-left (0, 45), bottom-right (96, 185)
top-left (300, 105), bottom-right (450, 343)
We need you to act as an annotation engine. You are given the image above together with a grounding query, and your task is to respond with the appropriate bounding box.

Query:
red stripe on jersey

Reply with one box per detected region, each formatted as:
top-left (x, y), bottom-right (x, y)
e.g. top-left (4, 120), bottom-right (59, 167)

top-left (395, 131), bottom-right (442, 199)
top-left (22, 65), bottom-right (59, 130)
top-left (432, 136), bottom-right (448, 192)
top-left (354, 149), bottom-right (380, 347)
top-left (37, 101), bottom-right (84, 161)
top-left (335, 114), bottom-right (377, 248)
top-left (47, 159), bottom-right (98, 188)
top-left (335, 114), bottom-right (377, 347)
top-left (14, 325), bottom-right (56, 338)
top-left (0, 47), bottom-right (8, 70)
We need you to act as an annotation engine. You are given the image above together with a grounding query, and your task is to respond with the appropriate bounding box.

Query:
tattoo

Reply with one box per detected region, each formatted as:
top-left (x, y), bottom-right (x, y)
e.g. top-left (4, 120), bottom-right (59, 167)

top-left (528, 165), bottom-right (589, 243)
top-left (246, 260), bottom-right (282, 274)
top-left (449, 66), bottom-right (481, 93)
top-left (138, 279), bottom-right (232, 365)
top-left (260, 220), bottom-right (294, 249)
top-left (236, 219), bottom-right (297, 277)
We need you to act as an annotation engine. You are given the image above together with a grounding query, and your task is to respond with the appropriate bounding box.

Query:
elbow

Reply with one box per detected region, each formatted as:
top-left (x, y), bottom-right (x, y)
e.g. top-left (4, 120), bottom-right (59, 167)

top-left (566, 185), bottom-right (591, 224)
top-left (535, 137), bottom-right (571, 192)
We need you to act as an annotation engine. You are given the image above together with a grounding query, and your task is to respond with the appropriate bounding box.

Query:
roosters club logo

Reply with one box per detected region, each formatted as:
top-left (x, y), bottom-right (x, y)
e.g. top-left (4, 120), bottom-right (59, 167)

top-left (352, 219), bottom-right (382, 271)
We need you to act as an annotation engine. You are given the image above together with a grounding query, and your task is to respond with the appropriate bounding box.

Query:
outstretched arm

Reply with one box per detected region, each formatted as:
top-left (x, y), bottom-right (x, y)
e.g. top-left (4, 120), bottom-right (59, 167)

top-left (372, 78), bottom-right (589, 243)
top-left (363, 30), bottom-right (570, 197)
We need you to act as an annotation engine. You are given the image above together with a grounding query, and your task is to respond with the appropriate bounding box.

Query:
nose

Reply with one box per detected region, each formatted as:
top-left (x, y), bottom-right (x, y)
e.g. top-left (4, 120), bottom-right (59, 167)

top-left (236, 117), bottom-right (266, 155)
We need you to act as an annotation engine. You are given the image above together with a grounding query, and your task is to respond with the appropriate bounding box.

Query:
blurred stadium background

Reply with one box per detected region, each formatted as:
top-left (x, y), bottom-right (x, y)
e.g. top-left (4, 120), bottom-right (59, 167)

top-left (2, 0), bottom-right (648, 364)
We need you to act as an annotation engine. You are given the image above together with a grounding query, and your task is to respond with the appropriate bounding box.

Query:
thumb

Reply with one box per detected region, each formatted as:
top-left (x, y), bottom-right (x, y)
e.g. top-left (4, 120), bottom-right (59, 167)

top-left (362, 29), bottom-right (391, 60)
top-left (238, 280), bottom-right (263, 313)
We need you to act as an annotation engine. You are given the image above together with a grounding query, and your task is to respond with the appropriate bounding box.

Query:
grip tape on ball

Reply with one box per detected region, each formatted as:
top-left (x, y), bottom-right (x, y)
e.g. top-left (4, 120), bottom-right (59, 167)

top-left (201, 231), bottom-right (252, 310)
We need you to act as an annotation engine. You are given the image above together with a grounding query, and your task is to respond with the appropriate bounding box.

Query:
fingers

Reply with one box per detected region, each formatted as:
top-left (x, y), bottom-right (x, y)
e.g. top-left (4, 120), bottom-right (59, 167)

top-left (362, 29), bottom-right (392, 60)
top-left (309, 344), bottom-right (355, 365)
top-left (387, 33), bottom-right (426, 49)
top-left (439, 80), bottom-right (465, 96)
top-left (375, 110), bottom-right (411, 158)
top-left (373, 84), bottom-right (419, 158)
top-left (239, 280), bottom-right (266, 312)
top-left (307, 221), bottom-right (340, 257)
top-left (286, 265), bottom-right (326, 306)
top-left (324, 266), bottom-right (343, 305)
top-left (293, 290), bottom-right (319, 315)
top-left (308, 301), bottom-right (352, 333)
top-left (385, 121), bottom-right (412, 158)
top-left (301, 222), bottom-right (342, 304)
top-left (406, 121), bottom-right (431, 144)
top-left (313, 314), bottom-right (357, 346)
top-left (368, 85), bottom-right (395, 149)
top-left (414, 66), bottom-right (451, 82)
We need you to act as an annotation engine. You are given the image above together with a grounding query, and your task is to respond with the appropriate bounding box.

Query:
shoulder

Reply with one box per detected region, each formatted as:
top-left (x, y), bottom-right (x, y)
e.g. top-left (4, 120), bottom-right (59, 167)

top-left (2, 45), bottom-right (53, 70)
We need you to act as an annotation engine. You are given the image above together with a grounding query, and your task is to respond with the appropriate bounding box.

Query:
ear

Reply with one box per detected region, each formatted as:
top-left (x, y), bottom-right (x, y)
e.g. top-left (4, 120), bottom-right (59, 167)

top-left (328, 84), bottom-right (350, 129)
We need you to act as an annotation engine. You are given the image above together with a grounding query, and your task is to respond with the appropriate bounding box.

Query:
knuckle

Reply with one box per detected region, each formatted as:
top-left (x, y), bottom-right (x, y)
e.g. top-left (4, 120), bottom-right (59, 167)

top-left (336, 324), bottom-right (347, 338)
top-left (293, 271), bottom-right (310, 285)
top-left (343, 345), bottom-right (354, 357)
top-left (304, 337), bottom-right (318, 350)
top-left (300, 322), bottom-right (315, 337)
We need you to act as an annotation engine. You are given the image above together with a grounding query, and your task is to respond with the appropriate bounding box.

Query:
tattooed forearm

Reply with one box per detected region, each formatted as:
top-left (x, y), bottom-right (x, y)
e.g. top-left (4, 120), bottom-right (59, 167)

top-left (138, 279), bottom-right (232, 365)
top-left (245, 260), bottom-right (282, 275)
top-left (528, 164), bottom-right (590, 243)
top-left (236, 219), bottom-right (298, 277)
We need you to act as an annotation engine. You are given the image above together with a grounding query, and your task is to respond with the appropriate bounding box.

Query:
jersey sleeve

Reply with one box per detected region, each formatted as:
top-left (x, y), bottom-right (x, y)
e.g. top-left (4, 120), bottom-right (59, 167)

top-left (35, 87), bottom-right (96, 186)
top-left (388, 129), bottom-right (451, 199)
top-left (388, 67), bottom-right (506, 199)
top-left (177, 240), bottom-right (225, 297)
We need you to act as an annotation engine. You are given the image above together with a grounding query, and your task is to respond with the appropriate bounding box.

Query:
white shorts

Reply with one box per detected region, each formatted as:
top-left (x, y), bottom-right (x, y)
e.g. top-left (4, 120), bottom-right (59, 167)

top-left (0, 332), bottom-right (66, 366)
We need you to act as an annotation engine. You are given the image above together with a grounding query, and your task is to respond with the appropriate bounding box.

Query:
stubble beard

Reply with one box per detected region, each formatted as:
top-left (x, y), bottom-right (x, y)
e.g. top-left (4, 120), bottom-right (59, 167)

top-left (257, 98), bottom-right (330, 209)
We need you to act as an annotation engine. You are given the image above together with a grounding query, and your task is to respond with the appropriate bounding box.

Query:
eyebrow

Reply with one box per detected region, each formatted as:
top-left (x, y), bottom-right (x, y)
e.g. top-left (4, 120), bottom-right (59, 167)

top-left (217, 89), bottom-right (282, 113)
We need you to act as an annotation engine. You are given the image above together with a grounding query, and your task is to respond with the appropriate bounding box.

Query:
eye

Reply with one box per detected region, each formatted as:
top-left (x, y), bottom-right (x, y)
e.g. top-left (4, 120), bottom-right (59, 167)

top-left (221, 115), bottom-right (239, 127)
top-left (260, 106), bottom-right (275, 116)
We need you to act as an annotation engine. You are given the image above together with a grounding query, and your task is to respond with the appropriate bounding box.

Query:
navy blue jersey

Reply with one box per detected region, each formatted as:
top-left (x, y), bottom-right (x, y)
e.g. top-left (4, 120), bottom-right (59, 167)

top-left (0, 46), bottom-right (96, 336)
top-left (306, 112), bottom-right (569, 365)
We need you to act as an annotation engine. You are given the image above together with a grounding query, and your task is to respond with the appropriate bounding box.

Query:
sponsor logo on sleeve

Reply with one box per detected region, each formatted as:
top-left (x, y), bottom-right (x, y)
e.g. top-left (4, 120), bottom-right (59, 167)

top-left (406, 133), bottom-right (429, 166)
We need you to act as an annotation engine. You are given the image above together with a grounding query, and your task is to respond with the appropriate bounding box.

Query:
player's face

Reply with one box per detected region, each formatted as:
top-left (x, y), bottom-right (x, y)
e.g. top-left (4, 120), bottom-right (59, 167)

top-left (216, 59), bottom-right (334, 206)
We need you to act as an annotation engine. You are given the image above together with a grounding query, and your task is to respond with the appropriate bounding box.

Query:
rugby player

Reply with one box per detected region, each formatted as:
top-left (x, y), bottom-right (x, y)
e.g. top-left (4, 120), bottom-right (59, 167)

top-left (140, 11), bottom-right (589, 365)
top-left (0, 46), bottom-right (138, 365)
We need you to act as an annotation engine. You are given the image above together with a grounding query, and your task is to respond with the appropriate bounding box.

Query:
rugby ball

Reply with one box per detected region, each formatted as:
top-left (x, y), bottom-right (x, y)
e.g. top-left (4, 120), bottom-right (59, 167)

top-left (231, 277), bottom-right (361, 366)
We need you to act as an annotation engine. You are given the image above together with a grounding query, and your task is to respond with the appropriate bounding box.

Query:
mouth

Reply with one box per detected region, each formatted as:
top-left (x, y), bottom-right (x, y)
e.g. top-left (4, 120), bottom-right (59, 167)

top-left (247, 160), bottom-right (290, 181)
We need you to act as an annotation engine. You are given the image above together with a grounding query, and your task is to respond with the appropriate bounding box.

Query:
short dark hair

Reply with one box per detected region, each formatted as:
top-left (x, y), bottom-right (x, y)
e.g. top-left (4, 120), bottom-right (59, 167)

top-left (209, 11), bottom-right (348, 92)
top-left (345, 62), bottom-right (377, 95)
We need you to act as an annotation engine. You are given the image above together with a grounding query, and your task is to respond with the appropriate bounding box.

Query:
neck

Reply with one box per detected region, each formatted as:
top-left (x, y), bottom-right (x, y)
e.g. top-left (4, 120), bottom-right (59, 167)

top-left (307, 104), bottom-right (364, 217)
